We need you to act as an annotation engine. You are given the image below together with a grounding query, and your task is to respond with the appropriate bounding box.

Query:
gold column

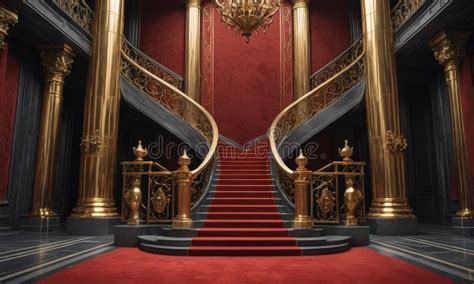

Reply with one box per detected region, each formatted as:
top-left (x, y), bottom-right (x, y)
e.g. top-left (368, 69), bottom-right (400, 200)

top-left (430, 31), bottom-right (473, 218)
top-left (72, 0), bottom-right (124, 218)
top-left (293, 150), bottom-right (312, 228)
top-left (184, 0), bottom-right (201, 102)
top-left (31, 44), bottom-right (74, 217)
top-left (173, 150), bottom-right (193, 228)
top-left (0, 3), bottom-right (18, 47)
top-left (361, 0), bottom-right (414, 219)
top-left (292, 0), bottom-right (311, 100)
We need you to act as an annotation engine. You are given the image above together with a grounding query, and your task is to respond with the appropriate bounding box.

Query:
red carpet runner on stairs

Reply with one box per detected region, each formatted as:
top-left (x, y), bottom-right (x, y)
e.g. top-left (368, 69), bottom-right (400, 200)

top-left (188, 142), bottom-right (301, 256)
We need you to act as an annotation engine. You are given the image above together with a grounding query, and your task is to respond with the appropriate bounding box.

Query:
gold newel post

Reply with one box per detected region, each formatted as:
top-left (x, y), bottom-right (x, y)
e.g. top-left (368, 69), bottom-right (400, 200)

top-left (68, 0), bottom-right (124, 234)
top-left (361, 0), bottom-right (416, 234)
top-left (30, 44), bottom-right (74, 219)
top-left (292, 0), bottom-right (310, 100)
top-left (184, 0), bottom-right (201, 103)
top-left (293, 150), bottom-right (312, 229)
top-left (430, 31), bottom-right (474, 218)
top-left (173, 150), bottom-right (194, 228)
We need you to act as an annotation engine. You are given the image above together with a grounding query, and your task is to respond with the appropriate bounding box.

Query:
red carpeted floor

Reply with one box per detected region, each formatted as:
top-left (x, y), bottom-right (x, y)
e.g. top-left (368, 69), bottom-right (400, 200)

top-left (189, 143), bottom-right (301, 256)
top-left (38, 247), bottom-right (454, 284)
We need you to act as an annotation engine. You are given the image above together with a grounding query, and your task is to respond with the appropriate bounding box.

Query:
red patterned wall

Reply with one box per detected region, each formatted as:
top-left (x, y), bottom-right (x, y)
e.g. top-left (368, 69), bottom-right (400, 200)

top-left (460, 53), bottom-right (474, 197)
top-left (0, 49), bottom-right (20, 200)
top-left (310, 0), bottom-right (351, 73)
top-left (140, 0), bottom-right (185, 76)
top-left (140, 0), bottom-right (350, 145)
top-left (201, 2), bottom-right (293, 145)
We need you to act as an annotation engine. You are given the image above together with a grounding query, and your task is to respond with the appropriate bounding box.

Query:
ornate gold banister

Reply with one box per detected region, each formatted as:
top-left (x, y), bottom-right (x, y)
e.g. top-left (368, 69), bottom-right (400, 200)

top-left (269, 46), bottom-right (365, 179)
top-left (310, 39), bottom-right (363, 89)
top-left (121, 50), bottom-right (218, 178)
top-left (269, 40), bottom-right (365, 230)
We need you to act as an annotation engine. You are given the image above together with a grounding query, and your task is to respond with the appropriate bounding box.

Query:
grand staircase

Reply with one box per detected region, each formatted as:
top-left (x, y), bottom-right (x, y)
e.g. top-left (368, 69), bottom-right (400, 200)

top-left (138, 142), bottom-right (352, 256)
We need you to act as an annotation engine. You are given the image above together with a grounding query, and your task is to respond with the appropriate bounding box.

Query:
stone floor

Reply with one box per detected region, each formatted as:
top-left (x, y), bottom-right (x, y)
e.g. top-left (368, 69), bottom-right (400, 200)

top-left (370, 225), bottom-right (474, 283)
top-left (0, 224), bottom-right (472, 283)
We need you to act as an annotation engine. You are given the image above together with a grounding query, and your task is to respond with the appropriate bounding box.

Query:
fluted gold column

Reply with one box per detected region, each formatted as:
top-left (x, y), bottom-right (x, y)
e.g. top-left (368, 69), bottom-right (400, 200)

top-left (292, 0), bottom-right (310, 100)
top-left (31, 44), bottom-right (74, 217)
top-left (184, 0), bottom-right (201, 102)
top-left (361, 0), bottom-right (415, 219)
top-left (430, 31), bottom-right (473, 218)
top-left (71, 0), bottom-right (124, 218)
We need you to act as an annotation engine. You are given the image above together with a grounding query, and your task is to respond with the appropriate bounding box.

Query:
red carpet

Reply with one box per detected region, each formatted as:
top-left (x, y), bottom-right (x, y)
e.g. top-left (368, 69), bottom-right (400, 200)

top-left (189, 142), bottom-right (301, 256)
top-left (38, 247), bottom-right (454, 284)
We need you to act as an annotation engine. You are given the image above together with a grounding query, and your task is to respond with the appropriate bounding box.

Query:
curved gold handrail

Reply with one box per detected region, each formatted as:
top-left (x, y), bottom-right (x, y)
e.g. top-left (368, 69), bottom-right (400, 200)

top-left (121, 50), bottom-right (219, 178)
top-left (269, 49), bottom-right (365, 178)
top-left (310, 39), bottom-right (363, 88)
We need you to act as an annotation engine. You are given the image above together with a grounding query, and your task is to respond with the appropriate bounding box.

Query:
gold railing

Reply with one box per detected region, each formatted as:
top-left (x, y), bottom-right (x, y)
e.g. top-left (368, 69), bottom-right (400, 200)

top-left (121, 160), bottom-right (174, 224)
top-left (122, 40), bottom-right (184, 90)
top-left (310, 39), bottom-right (363, 89)
top-left (269, 40), bottom-right (365, 228)
top-left (311, 161), bottom-right (365, 224)
top-left (51, 0), bottom-right (93, 34)
top-left (391, 0), bottom-right (427, 32)
top-left (121, 142), bottom-right (217, 227)
top-left (120, 41), bottom-right (218, 228)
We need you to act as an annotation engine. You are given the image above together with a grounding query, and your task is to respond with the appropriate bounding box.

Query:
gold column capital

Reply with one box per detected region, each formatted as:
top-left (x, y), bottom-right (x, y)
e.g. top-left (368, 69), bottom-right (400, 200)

top-left (0, 3), bottom-right (18, 46)
top-left (292, 0), bottom-right (309, 9)
top-left (430, 31), bottom-right (470, 71)
top-left (40, 44), bottom-right (75, 83)
top-left (187, 0), bottom-right (202, 9)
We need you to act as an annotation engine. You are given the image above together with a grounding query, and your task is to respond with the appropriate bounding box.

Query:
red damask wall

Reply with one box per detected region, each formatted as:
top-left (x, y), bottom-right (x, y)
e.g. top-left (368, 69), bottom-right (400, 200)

top-left (140, 0), bottom-right (351, 145)
top-left (460, 53), bottom-right (474, 197)
top-left (140, 0), bottom-right (185, 76)
top-left (206, 4), bottom-right (293, 145)
top-left (310, 0), bottom-right (351, 73)
top-left (0, 50), bottom-right (20, 200)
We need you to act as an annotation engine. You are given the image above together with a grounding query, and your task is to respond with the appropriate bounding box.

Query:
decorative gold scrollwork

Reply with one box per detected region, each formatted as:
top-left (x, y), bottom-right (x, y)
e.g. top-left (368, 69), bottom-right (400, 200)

top-left (151, 186), bottom-right (171, 214)
top-left (391, 0), bottom-right (427, 32)
top-left (51, 0), bottom-right (93, 34)
top-left (386, 130), bottom-right (408, 153)
top-left (80, 129), bottom-right (101, 154)
top-left (310, 40), bottom-right (364, 89)
top-left (317, 186), bottom-right (335, 215)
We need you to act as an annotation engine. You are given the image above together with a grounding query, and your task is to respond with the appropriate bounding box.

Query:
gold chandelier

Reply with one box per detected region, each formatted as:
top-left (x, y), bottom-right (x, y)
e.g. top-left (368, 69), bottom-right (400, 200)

top-left (215, 0), bottom-right (281, 43)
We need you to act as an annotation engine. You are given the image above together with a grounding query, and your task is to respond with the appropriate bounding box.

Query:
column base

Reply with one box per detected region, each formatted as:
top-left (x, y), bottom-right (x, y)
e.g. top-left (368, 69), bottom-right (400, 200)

top-left (66, 217), bottom-right (120, 236)
top-left (70, 198), bottom-right (119, 218)
top-left (452, 217), bottom-right (474, 237)
top-left (173, 218), bottom-right (193, 229)
top-left (293, 217), bottom-right (313, 229)
top-left (20, 216), bottom-right (61, 233)
top-left (367, 217), bottom-right (418, 235)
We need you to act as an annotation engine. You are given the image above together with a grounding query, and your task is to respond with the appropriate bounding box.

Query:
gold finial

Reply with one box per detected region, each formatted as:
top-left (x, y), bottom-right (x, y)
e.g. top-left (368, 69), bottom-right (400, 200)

top-left (178, 149), bottom-right (191, 167)
top-left (339, 140), bottom-right (353, 162)
top-left (295, 149), bottom-right (308, 171)
top-left (133, 140), bottom-right (148, 161)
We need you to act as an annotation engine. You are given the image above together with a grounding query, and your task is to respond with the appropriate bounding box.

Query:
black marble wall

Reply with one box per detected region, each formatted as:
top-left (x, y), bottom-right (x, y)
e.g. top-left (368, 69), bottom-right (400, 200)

top-left (7, 43), bottom-right (43, 226)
